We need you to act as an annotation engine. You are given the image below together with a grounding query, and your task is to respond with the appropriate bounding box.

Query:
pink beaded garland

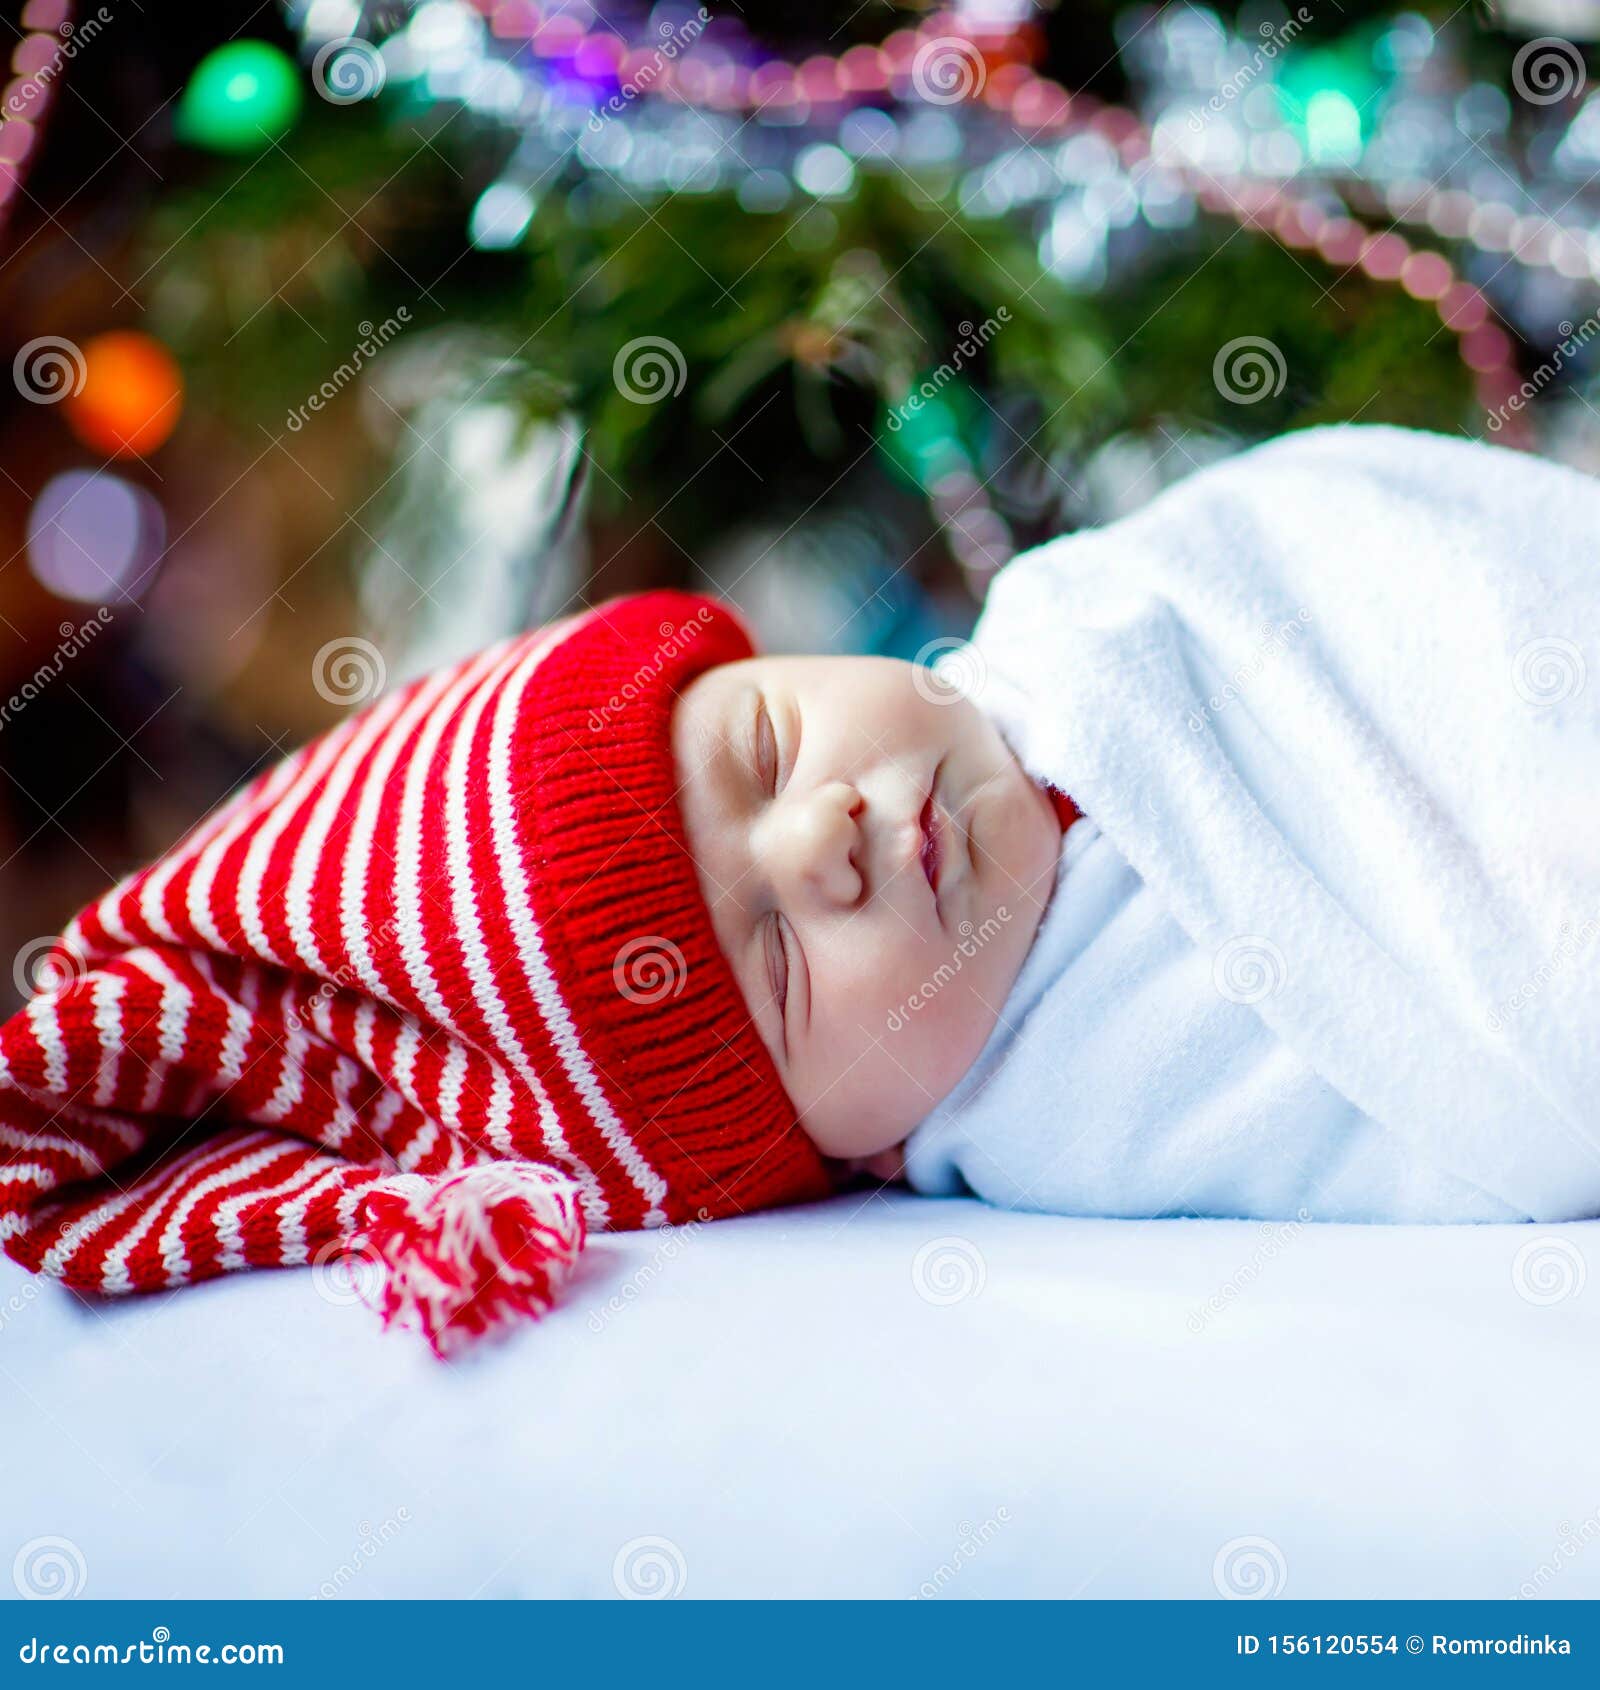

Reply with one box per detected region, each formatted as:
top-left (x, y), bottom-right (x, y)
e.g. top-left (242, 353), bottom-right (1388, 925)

top-left (459, 0), bottom-right (1532, 443)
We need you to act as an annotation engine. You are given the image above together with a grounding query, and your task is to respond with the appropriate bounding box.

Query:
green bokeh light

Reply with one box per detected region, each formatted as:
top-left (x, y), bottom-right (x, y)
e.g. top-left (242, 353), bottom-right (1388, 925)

top-left (176, 42), bottom-right (303, 155)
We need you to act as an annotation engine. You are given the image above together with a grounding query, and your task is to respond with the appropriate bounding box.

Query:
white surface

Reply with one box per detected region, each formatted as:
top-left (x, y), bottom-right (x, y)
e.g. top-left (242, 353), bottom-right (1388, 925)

top-left (4, 1193), bottom-right (1598, 1600)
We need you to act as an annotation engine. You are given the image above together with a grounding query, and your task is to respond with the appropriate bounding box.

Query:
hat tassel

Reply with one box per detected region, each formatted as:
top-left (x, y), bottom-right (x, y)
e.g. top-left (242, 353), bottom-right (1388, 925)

top-left (352, 1161), bottom-right (587, 1357)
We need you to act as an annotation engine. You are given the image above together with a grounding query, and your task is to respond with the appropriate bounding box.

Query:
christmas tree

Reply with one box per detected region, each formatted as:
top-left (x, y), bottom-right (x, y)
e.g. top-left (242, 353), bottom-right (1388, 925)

top-left (0, 0), bottom-right (1594, 995)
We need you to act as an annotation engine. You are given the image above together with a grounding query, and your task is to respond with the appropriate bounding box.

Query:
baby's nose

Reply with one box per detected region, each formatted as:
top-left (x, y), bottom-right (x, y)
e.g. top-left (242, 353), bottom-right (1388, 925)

top-left (760, 781), bottom-right (863, 907)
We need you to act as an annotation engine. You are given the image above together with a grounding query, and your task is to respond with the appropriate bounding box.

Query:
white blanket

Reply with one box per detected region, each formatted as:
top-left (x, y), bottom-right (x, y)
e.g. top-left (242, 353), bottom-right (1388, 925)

top-left (938, 425), bottom-right (1600, 1224)
top-left (906, 816), bottom-right (1520, 1222)
top-left (10, 1203), bottom-right (1600, 1599)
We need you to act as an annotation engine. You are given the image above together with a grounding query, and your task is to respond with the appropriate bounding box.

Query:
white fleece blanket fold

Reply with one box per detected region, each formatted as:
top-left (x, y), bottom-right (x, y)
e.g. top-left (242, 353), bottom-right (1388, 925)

top-left (943, 424), bottom-right (1600, 1224)
top-left (905, 816), bottom-right (1522, 1222)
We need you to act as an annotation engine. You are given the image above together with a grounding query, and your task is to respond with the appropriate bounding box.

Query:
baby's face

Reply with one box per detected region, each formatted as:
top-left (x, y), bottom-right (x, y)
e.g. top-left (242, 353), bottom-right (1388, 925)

top-left (670, 653), bottom-right (1060, 1168)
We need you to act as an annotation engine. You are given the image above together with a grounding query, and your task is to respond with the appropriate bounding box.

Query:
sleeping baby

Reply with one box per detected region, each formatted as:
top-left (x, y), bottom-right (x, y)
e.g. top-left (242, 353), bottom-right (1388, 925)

top-left (3, 422), bottom-right (1597, 1354)
top-left (674, 421), bottom-right (1600, 1226)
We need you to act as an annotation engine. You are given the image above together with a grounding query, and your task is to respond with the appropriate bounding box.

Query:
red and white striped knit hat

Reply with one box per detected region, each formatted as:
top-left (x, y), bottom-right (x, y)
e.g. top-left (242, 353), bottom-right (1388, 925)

top-left (0, 592), bottom-right (827, 1353)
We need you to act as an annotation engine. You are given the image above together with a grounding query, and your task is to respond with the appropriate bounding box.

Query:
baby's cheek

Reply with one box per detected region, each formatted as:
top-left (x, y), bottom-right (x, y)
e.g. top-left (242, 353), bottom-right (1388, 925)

top-left (800, 935), bottom-right (1006, 1146)
top-left (876, 965), bottom-right (997, 1111)
top-left (901, 998), bottom-right (986, 1097)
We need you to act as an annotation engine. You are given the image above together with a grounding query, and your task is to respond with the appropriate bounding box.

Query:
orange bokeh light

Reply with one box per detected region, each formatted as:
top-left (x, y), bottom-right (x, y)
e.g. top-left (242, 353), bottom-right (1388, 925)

top-left (64, 330), bottom-right (185, 458)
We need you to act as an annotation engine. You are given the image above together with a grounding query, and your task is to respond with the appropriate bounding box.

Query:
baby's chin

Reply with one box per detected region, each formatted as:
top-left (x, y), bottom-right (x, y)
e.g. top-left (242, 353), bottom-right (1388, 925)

top-left (824, 1143), bottom-right (908, 1190)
